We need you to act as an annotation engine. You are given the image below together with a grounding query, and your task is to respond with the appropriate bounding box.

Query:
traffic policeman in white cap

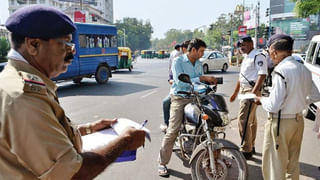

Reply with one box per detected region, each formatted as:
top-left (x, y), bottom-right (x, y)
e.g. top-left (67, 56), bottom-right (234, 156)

top-left (0, 5), bottom-right (145, 179)
top-left (255, 34), bottom-right (320, 180)
top-left (230, 36), bottom-right (268, 159)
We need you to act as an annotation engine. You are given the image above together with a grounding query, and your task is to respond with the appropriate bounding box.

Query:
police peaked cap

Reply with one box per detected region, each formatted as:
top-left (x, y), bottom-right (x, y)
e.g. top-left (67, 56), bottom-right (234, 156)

top-left (238, 35), bottom-right (253, 44)
top-left (5, 5), bottom-right (76, 39)
top-left (267, 34), bottom-right (294, 50)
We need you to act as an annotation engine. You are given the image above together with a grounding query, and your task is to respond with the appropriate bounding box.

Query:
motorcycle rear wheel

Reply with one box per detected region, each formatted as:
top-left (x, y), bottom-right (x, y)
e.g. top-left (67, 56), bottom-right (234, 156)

top-left (191, 148), bottom-right (248, 180)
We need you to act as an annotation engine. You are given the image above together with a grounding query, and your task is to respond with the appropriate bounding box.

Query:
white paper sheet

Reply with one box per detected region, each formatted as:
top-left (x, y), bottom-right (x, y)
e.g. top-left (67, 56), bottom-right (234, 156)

top-left (238, 93), bottom-right (256, 100)
top-left (82, 128), bottom-right (118, 152)
top-left (82, 118), bottom-right (151, 152)
top-left (112, 118), bottom-right (151, 142)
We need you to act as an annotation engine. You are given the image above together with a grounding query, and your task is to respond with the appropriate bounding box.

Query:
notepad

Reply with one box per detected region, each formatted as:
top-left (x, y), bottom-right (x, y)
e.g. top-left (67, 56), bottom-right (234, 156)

top-left (81, 118), bottom-right (151, 162)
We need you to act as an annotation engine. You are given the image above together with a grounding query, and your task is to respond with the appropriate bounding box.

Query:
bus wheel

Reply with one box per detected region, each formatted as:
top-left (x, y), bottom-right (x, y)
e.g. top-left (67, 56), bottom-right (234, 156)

top-left (95, 66), bottom-right (109, 84)
top-left (73, 77), bottom-right (83, 84)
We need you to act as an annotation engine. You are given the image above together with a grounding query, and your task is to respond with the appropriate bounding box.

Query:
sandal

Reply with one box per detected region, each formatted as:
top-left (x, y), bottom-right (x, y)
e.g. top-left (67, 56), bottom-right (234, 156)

top-left (158, 165), bottom-right (169, 177)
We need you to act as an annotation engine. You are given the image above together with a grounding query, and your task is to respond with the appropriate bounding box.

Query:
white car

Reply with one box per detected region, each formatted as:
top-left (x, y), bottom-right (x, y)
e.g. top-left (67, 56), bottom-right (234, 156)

top-left (292, 53), bottom-right (306, 64)
top-left (200, 51), bottom-right (228, 73)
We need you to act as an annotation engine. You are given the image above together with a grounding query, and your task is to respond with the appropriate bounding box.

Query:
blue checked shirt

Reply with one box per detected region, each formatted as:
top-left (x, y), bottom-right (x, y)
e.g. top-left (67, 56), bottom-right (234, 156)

top-left (170, 54), bottom-right (203, 96)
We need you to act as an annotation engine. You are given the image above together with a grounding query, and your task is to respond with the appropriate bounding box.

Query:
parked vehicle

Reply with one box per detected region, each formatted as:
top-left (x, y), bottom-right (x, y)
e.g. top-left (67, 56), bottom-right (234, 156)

top-left (200, 51), bottom-right (229, 73)
top-left (117, 47), bottom-right (133, 71)
top-left (292, 53), bottom-right (306, 64)
top-left (303, 35), bottom-right (320, 120)
top-left (141, 50), bottom-right (155, 59)
top-left (53, 23), bottom-right (118, 84)
top-left (176, 73), bottom-right (248, 180)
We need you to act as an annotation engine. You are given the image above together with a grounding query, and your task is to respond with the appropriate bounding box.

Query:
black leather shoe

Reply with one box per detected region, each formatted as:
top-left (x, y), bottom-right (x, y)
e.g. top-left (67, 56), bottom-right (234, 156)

top-left (241, 151), bottom-right (253, 160)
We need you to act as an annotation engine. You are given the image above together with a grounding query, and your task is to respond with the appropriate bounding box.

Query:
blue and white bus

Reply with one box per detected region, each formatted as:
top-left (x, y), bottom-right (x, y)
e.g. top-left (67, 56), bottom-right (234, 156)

top-left (53, 23), bottom-right (118, 84)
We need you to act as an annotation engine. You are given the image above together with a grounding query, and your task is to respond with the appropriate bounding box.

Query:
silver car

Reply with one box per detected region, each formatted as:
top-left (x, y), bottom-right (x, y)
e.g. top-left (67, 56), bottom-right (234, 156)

top-left (200, 51), bottom-right (229, 73)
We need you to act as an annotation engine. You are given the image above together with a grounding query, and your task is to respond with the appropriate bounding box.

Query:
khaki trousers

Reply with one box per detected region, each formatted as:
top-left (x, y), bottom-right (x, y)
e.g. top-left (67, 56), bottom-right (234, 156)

top-left (262, 115), bottom-right (304, 180)
top-left (158, 95), bottom-right (192, 165)
top-left (238, 87), bottom-right (258, 152)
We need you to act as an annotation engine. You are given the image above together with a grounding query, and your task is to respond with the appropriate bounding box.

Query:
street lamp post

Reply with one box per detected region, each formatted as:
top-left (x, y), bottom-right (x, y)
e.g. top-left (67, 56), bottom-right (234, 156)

top-left (123, 29), bottom-right (126, 47)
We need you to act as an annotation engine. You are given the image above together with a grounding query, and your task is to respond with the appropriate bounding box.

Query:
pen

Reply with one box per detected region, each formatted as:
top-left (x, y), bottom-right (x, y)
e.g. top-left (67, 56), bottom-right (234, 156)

top-left (139, 120), bottom-right (148, 148)
top-left (139, 120), bottom-right (148, 129)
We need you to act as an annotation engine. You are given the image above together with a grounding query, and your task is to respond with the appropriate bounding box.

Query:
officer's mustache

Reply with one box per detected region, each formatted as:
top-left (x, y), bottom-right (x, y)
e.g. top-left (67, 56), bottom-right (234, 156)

top-left (64, 53), bottom-right (74, 62)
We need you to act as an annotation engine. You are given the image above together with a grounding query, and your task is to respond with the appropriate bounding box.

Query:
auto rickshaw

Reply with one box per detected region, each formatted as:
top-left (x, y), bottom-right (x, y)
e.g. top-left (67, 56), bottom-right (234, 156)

top-left (157, 50), bottom-right (165, 59)
top-left (118, 47), bottom-right (133, 71)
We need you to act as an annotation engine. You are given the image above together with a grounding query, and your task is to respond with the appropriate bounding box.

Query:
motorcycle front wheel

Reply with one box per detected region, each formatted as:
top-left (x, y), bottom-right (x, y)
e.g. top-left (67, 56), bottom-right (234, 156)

top-left (191, 148), bottom-right (248, 180)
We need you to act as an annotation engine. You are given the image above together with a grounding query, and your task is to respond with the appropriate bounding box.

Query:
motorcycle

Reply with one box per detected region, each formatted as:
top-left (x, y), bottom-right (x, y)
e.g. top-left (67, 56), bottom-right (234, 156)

top-left (176, 73), bottom-right (248, 180)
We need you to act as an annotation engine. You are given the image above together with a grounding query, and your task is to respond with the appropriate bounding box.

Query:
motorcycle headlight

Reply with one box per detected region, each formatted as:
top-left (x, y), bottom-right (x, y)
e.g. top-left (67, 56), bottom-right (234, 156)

top-left (218, 112), bottom-right (230, 126)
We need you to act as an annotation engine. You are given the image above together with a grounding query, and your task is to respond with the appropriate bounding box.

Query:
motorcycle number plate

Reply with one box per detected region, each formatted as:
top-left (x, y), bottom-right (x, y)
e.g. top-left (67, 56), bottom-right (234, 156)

top-left (213, 127), bottom-right (226, 132)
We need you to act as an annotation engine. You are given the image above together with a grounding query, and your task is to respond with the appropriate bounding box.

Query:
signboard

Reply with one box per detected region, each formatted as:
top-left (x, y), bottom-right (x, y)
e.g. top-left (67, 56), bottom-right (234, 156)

top-left (238, 26), bottom-right (247, 37)
top-left (243, 10), bottom-right (256, 29)
top-left (74, 11), bottom-right (86, 23)
top-left (272, 18), bottom-right (310, 40)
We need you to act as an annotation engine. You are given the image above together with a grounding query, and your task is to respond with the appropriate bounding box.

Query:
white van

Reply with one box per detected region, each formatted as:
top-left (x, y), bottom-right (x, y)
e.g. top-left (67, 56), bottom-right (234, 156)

top-left (304, 35), bottom-right (320, 119)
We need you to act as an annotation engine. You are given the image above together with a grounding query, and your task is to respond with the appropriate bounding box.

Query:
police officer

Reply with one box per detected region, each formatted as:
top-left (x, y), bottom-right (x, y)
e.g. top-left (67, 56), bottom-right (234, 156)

top-left (255, 34), bottom-right (320, 180)
top-left (230, 36), bottom-right (268, 159)
top-left (0, 5), bottom-right (145, 179)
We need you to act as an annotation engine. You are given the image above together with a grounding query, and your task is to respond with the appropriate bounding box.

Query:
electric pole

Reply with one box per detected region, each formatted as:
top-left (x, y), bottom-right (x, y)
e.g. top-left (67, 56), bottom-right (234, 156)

top-left (254, 0), bottom-right (260, 48)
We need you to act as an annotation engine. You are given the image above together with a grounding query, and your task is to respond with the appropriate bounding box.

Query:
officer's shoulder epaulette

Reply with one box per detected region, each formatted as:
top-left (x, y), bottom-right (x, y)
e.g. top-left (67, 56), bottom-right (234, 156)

top-left (18, 71), bottom-right (47, 95)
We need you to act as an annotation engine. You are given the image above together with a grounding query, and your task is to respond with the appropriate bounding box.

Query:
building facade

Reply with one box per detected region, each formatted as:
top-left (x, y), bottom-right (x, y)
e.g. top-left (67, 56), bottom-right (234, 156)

top-left (270, 0), bottom-right (320, 51)
top-left (8, 0), bottom-right (114, 24)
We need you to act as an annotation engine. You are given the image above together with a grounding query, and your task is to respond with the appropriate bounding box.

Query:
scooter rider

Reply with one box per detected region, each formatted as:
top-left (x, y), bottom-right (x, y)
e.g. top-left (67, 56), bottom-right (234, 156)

top-left (230, 36), bottom-right (268, 159)
top-left (158, 39), bottom-right (216, 177)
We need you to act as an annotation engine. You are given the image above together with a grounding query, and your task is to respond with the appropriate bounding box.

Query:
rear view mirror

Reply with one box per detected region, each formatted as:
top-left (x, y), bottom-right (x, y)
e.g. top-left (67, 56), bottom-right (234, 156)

top-left (178, 73), bottom-right (192, 84)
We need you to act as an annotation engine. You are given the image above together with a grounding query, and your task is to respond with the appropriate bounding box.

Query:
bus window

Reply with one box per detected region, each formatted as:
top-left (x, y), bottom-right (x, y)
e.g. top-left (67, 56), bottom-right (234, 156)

top-left (79, 35), bottom-right (87, 48)
top-left (306, 42), bottom-right (317, 63)
top-left (103, 36), bottom-right (110, 48)
top-left (89, 36), bottom-right (95, 48)
top-left (97, 36), bottom-right (102, 48)
top-left (111, 36), bottom-right (117, 47)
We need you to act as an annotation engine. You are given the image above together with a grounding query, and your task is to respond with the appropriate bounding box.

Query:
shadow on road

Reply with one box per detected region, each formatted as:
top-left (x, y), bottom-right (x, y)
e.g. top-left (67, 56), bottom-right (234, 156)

top-left (112, 70), bottom-right (145, 75)
top-left (300, 162), bottom-right (320, 179)
top-left (57, 81), bottom-right (157, 98)
top-left (246, 160), bottom-right (320, 180)
top-left (167, 168), bottom-right (192, 180)
top-left (206, 70), bottom-right (239, 75)
top-left (247, 163), bottom-right (264, 180)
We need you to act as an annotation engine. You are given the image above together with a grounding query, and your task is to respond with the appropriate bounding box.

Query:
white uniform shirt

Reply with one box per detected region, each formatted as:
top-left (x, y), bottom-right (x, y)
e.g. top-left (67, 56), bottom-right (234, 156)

top-left (239, 49), bottom-right (268, 87)
top-left (168, 50), bottom-right (182, 78)
top-left (260, 56), bottom-right (320, 114)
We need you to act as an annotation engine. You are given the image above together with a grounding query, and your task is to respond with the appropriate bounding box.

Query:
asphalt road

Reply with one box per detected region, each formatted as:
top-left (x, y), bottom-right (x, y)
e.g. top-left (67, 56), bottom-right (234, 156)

top-left (57, 57), bottom-right (320, 180)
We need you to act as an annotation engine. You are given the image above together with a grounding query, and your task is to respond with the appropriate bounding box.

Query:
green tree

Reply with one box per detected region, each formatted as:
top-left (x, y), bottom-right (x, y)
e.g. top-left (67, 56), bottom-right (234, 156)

top-left (291, 0), bottom-right (320, 18)
top-left (206, 13), bottom-right (242, 49)
top-left (0, 37), bottom-right (10, 61)
top-left (151, 29), bottom-right (194, 51)
top-left (115, 18), bottom-right (153, 51)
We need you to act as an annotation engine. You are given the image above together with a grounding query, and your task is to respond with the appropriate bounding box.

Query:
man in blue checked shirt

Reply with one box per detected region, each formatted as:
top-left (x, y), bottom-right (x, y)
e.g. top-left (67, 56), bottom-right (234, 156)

top-left (158, 39), bottom-right (217, 177)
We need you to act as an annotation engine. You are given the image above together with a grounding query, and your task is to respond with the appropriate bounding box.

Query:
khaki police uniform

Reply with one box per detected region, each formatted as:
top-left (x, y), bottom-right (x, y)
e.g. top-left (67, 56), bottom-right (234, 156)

top-left (260, 56), bottom-right (320, 180)
top-left (238, 49), bottom-right (267, 153)
top-left (0, 60), bottom-right (83, 179)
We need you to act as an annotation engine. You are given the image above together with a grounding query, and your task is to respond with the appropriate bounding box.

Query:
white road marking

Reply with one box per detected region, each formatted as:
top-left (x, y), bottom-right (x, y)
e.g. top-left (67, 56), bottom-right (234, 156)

top-left (140, 90), bottom-right (157, 99)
